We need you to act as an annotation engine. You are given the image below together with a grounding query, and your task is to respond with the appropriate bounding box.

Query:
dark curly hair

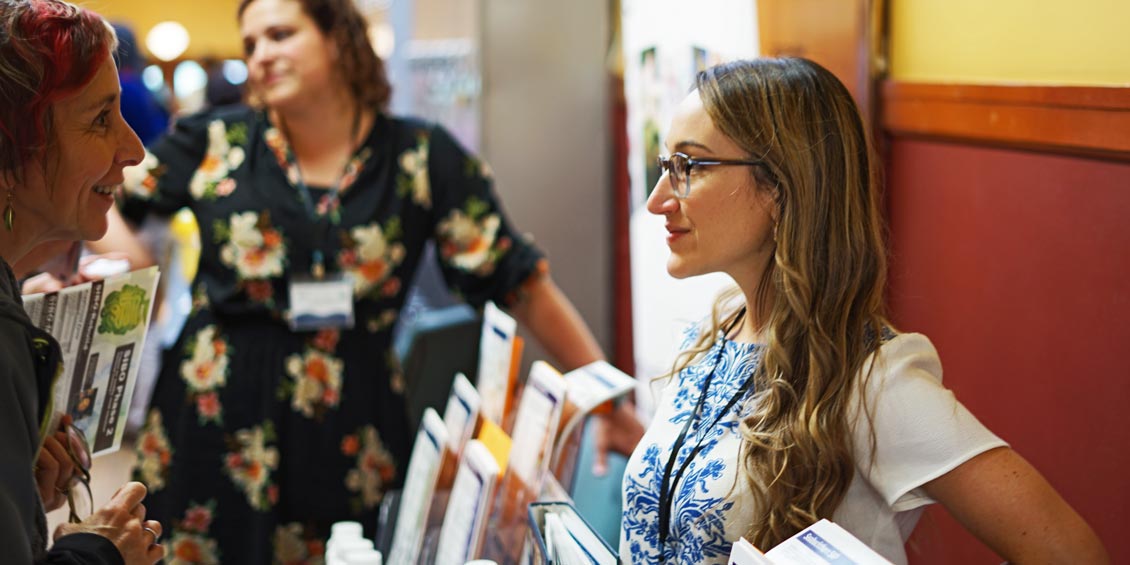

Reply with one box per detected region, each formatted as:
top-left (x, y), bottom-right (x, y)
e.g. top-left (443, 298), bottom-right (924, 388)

top-left (0, 0), bottom-right (116, 184)
top-left (238, 0), bottom-right (391, 111)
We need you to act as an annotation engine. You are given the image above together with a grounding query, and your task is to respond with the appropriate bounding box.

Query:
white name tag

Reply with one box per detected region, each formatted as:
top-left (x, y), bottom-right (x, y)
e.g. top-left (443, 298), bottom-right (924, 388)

top-left (287, 273), bottom-right (355, 331)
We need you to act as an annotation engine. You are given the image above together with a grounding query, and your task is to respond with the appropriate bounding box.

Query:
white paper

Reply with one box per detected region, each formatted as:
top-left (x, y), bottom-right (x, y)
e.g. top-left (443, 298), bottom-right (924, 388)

top-left (529, 502), bottom-right (618, 565)
top-left (550, 361), bottom-right (636, 466)
top-left (434, 440), bottom-right (500, 564)
top-left (387, 408), bottom-right (448, 565)
top-left (442, 372), bottom-right (480, 456)
top-left (22, 266), bottom-right (160, 456)
top-left (764, 519), bottom-right (894, 565)
top-left (728, 537), bottom-right (774, 565)
top-left (476, 301), bottom-right (516, 424)
top-left (507, 361), bottom-right (566, 487)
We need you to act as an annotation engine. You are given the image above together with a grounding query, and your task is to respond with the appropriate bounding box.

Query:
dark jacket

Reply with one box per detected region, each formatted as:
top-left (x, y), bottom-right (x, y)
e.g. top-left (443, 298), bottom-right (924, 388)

top-left (0, 258), bottom-right (123, 564)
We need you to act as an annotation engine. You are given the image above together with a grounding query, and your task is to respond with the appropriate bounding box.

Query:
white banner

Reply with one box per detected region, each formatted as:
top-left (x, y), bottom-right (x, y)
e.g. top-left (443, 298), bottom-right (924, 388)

top-left (622, 0), bottom-right (759, 417)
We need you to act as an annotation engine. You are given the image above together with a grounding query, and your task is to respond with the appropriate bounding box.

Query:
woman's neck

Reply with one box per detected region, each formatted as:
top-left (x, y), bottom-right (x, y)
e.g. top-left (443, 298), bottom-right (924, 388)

top-left (729, 260), bottom-right (776, 345)
top-left (272, 95), bottom-right (374, 186)
top-left (274, 96), bottom-right (365, 155)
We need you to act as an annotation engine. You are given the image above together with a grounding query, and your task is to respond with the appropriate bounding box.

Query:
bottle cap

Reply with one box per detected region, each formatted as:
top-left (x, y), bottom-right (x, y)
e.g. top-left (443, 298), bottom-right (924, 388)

top-left (330, 521), bottom-right (364, 540)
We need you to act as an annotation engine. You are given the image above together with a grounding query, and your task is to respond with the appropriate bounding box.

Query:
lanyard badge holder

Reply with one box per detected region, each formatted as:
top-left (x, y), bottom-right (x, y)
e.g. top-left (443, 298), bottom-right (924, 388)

top-left (285, 141), bottom-right (356, 332)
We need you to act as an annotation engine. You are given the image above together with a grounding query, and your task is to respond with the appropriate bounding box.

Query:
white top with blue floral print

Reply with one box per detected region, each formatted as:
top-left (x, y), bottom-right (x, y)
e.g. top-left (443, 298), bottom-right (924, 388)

top-left (620, 328), bottom-right (1007, 564)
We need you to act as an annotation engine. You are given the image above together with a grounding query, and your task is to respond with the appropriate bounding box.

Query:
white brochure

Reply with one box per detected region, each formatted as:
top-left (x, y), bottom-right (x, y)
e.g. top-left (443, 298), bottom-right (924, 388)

top-left (507, 361), bottom-right (566, 488)
top-left (434, 439), bottom-right (500, 564)
top-left (551, 361), bottom-right (635, 465)
top-left (22, 266), bottom-right (160, 456)
top-left (476, 301), bottom-right (516, 425)
top-left (760, 519), bottom-right (894, 564)
top-left (387, 408), bottom-right (449, 565)
top-left (442, 372), bottom-right (480, 456)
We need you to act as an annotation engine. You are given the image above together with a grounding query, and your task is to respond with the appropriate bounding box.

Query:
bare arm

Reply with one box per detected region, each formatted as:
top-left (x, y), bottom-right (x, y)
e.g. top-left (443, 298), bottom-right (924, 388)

top-left (85, 204), bottom-right (155, 269)
top-left (507, 273), bottom-right (604, 371)
top-left (924, 446), bottom-right (1108, 564)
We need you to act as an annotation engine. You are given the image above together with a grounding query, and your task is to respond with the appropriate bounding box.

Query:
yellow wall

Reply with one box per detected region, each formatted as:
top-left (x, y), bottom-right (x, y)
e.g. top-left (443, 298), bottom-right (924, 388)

top-left (85, 0), bottom-right (243, 59)
top-left (890, 0), bottom-right (1130, 86)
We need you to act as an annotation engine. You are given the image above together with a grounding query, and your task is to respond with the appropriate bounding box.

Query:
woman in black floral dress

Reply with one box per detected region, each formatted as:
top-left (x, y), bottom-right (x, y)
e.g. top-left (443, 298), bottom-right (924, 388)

top-left (118, 0), bottom-right (603, 562)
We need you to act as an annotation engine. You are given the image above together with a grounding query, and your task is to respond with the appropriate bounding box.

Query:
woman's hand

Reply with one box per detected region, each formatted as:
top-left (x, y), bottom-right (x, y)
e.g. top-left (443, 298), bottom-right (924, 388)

top-left (34, 416), bottom-right (77, 512)
top-left (21, 251), bottom-right (132, 294)
top-left (54, 482), bottom-right (165, 565)
top-left (592, 401), bottom-right (645, 476)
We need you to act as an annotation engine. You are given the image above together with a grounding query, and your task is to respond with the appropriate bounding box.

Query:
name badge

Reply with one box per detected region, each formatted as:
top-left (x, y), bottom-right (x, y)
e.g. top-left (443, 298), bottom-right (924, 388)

top-left (287, 273), bottom-right (355, 331)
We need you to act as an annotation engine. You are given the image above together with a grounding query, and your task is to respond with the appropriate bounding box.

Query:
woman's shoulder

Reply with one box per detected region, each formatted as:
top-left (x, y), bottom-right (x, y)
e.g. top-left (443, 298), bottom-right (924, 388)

top-left (169, 104), bottom-right (258, 132)
top-left (869, 332), bottom-right (942, 382)
top-left (382, 114), bottom-right (464, 149)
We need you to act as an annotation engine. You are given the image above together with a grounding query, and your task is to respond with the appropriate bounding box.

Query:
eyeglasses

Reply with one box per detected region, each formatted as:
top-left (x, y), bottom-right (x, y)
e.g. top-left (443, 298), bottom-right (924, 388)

top-left (62, 424), bottom-right (93, 524)
top-left (656, 152), bottom-right (765, 198)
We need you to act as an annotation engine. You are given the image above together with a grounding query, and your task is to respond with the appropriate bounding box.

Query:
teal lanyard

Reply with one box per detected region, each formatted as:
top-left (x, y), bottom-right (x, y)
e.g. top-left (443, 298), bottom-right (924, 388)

top-left (278, 121), bottom-right (355, 280)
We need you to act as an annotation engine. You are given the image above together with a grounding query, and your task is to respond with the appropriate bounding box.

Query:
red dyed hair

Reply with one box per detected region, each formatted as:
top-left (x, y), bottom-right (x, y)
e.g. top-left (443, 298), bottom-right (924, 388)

top-left (0, 0), bottom-right (116, 182)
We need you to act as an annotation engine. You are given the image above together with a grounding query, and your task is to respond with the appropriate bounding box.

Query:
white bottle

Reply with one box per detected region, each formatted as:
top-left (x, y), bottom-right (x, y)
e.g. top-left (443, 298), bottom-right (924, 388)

top-left (325, 521), bottom-right (367, 565)
top-left (329, 538), bottom-right (375, 565)
top-left (342, 548), bottom-right (383, 565)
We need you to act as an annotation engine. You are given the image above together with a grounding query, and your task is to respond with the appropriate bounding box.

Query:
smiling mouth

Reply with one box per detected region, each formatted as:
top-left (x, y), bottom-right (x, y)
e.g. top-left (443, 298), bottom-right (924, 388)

top-left (93, 185), bottom-right (116, 195)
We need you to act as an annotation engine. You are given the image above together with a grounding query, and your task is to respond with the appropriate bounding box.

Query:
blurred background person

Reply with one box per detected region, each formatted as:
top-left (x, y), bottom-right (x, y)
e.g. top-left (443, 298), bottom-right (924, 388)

top-left (114, 0), bottom-right (604, 562)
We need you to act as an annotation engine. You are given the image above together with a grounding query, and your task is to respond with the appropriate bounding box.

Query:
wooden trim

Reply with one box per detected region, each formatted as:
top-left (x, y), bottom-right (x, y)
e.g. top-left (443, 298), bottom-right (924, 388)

top-left (881, 81), bottom-right (1130, 161)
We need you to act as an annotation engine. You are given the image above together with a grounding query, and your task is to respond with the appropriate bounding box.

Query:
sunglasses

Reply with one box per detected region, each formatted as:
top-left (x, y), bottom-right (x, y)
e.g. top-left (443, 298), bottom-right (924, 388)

top-left (62, 423), bottom-right (93, 524)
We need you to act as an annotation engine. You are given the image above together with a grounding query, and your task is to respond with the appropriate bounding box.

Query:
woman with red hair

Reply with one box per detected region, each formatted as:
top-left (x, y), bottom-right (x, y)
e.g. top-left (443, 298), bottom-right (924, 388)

top-left (0, 1), bottom-right (161, 563)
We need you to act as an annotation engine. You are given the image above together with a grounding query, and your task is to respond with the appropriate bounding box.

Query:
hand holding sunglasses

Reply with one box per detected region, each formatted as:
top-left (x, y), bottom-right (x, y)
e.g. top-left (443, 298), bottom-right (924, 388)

top-left (53, 481), bottom-right (165, 564)
top-left (33, 415), bottom-right (88, 516)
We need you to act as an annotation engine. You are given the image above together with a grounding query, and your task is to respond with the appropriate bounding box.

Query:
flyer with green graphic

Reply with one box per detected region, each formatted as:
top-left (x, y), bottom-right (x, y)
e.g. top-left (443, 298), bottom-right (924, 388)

top-left (22, 266), bottom-right (160, 457)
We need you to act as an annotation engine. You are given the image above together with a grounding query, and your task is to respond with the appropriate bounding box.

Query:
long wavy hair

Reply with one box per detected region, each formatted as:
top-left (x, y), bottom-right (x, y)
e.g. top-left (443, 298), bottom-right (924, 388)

top-left (238, 0), bottom-right (391, 111)
top-left (0, 0), bottom-right (116, 184)
top-left (669, 58), bottom-right (890, 549)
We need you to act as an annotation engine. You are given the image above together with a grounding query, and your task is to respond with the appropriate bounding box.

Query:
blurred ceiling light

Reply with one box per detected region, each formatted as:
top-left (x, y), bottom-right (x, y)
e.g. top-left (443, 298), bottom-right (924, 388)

top-left (146, 21), bottom-right (190, 62)
top-left (223, 60), bottom-right (249, 85)
top-left (173, 60), bottom-right (207, 98)
top-left (357, 0), bottom-right (393, 11)
top-left (142, 65), bottom-right (165, 92)
top-left (369, 22), bottom-right (395, 59)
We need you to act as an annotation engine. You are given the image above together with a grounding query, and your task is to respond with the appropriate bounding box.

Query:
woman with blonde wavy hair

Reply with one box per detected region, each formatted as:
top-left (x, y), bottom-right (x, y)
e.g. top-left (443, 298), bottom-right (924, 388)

top-left (615, 57), bottom-right (1107, 564)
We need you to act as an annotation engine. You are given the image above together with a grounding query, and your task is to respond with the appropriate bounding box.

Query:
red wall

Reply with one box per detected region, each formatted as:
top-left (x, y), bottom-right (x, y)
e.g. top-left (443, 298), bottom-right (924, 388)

top-left (885, 138), bottom-right (1130, 564)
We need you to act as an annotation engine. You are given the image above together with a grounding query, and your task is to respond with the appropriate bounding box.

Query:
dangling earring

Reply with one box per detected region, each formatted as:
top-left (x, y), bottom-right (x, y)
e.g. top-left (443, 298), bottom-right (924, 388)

top-left (3, 189), bottom-right (13, 232)
top-left (772, 222), bottom-right (778, 242)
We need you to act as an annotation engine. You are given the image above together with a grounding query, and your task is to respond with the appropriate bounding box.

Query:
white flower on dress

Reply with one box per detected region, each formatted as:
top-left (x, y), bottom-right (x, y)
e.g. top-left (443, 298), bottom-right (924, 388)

top-left (219, 211), bottom-right (286, 279)
top-left (338, 222), bottom-right (406, 296)
top-left (284, 349), bottom-right (344, 418)
top-left (437, 209), bottom-right (502, 273)
top-left (273, 523), bottom-right (326, 565)
top-left (224, 424), bottom-right (280, 511)
top-left (344, 425), bottom-right (397, 510)
top-left (188, 120), bottom-right (245, 200)
top-left (179, 325), bottom-right (229, 393)
top-left (167, 532), bottom-right (221, 565)
top-left (399, 141), bottom-right (431, 208)
top-left (135, 410), bottom-right (173, 491)
top-left (122, 151), bottom-right (163, 198)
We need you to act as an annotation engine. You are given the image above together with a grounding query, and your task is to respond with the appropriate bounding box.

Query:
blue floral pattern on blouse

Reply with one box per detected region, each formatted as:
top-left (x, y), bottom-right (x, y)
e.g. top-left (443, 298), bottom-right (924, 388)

top-left (621, 324), bottom-right (763, 564)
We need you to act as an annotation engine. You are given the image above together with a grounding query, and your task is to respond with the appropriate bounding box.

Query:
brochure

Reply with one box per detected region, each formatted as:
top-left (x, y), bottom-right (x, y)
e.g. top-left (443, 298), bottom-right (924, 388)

top-left (730, 519), bottom-right (894, 565)
top-left (22, 266), bottom-right (160, 456)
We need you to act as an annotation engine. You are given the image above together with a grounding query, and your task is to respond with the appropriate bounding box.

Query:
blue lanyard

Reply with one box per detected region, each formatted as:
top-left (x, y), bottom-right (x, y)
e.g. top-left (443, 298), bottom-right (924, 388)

top-left (277, 119), bottom-right (355, 280)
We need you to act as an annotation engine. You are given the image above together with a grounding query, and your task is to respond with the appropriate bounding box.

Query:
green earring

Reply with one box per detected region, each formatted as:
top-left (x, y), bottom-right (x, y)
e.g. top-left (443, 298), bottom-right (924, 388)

top-left (3, 190), bottom-right (12, 232)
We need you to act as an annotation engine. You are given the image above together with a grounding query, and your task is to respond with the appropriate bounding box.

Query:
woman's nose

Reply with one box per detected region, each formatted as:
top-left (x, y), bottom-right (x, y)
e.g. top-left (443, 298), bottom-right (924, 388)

top-left (646, 173), bottom-right (679, 215)
top-left (118, 118), bottom-right (144, 168)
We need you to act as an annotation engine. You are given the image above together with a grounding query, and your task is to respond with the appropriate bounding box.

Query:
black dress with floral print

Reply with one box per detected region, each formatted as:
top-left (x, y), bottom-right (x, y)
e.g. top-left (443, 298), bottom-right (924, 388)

top-left (119, 106), bottom-right (543, 564)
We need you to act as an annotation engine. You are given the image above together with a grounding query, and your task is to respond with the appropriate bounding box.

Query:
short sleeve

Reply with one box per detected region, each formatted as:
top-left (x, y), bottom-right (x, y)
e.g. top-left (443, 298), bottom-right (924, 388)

top-left (851, 333), bottom-right (1008, 512)
top-left (425, 125), bottom-right (544, 307)
top-left (118, 111), bottom-right (215, 223)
